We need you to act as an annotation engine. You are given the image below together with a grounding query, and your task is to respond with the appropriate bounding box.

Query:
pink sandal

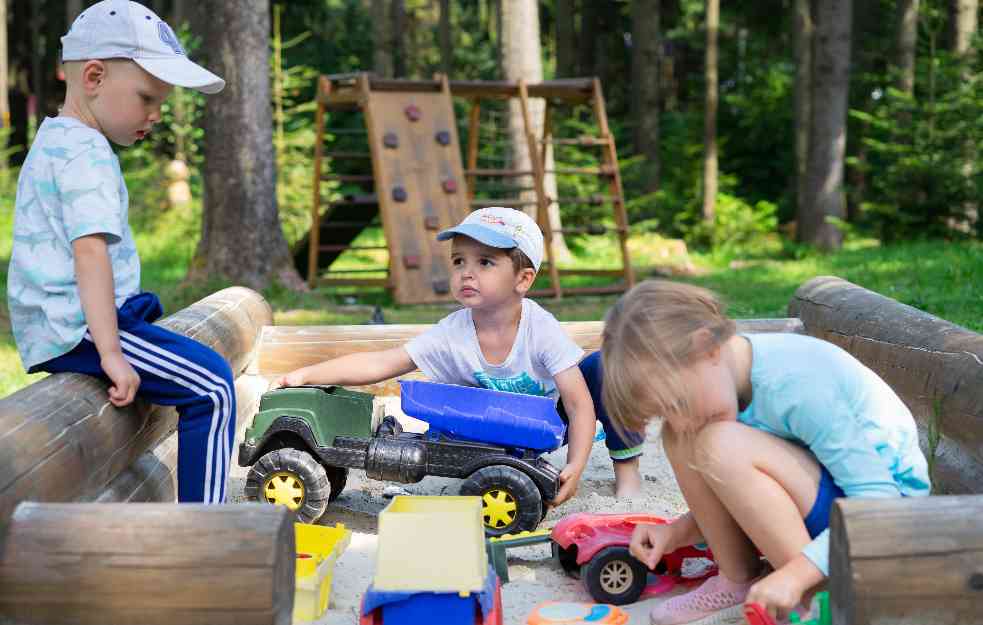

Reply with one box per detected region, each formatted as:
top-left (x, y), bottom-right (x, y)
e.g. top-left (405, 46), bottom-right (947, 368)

top-left (649, 574), bottom-right (753, 625)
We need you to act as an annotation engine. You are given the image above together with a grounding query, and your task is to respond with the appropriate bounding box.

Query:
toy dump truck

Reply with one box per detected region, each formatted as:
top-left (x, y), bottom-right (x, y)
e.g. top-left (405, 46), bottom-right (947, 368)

top-left (239, 381), bottom-right (565, 536)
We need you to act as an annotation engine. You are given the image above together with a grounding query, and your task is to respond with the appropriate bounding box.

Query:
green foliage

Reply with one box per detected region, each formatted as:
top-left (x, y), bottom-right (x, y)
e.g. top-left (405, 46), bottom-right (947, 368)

top-left (676, 193), bottom-right (779, 258)
top-left (851, 47), bottom-right (982, 239)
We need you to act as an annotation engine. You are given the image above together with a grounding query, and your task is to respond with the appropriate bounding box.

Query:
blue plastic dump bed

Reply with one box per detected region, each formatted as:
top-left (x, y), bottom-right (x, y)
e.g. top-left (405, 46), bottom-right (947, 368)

top-left (399, 381), bottom-right (566, 452)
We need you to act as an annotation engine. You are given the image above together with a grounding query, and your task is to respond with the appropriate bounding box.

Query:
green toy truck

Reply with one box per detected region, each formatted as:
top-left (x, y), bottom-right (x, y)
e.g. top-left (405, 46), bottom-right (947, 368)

top-left (238, 383), bottom-right (565, 536)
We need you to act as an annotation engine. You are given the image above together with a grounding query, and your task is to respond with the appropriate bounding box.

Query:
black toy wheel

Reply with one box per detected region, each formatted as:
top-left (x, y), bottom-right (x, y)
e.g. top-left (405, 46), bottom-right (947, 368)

top-left (460, 465), bottom-right (542, 537)
top-left (556, 544), bottom-right (581, 576)
top-left (324, 466), bottom-right (349, 501)
top-left (580, 546), bottom-right (649, 605)
top-left (244, 448), bottom-right (331, 523)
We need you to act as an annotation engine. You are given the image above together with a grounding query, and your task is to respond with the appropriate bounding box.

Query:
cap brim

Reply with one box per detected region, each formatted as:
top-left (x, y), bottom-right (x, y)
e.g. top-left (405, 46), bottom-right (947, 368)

top-left (436, 223), bottom-right (517, 249)
top-left (134, 57), bottom-right (225, 94)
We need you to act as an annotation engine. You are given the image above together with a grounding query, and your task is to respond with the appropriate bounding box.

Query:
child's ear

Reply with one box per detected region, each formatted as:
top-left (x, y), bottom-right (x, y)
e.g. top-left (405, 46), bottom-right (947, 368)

top-left (691, 328), bottom-right (721, 362)
top-left (514, 268), bottom-right (536, 294)
top-left (81, 60), bottom-right (107, 94)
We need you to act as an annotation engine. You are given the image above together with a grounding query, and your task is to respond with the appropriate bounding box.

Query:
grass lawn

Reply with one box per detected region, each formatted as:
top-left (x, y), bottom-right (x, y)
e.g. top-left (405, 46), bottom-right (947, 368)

top-left (2, 196), bottom-right (981, 398)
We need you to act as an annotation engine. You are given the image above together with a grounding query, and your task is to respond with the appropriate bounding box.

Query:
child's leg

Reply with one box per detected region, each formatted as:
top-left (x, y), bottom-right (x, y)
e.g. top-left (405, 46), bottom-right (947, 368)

top-left (40, 295), bottom-right (237, 504)
top-left (578, 351), bottom-right (644, 495)
top-left (690, 421), bottom-right (823, 571)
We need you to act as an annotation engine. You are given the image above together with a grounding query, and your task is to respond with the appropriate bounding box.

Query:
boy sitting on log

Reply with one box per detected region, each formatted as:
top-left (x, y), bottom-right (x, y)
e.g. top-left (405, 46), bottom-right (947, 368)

top-left (6, 1), bottom-right (233, 503)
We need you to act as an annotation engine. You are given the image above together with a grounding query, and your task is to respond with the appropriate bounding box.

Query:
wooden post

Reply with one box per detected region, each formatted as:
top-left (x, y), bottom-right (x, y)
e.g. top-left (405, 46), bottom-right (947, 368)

top-left (788, 276), bottom-right (983, 494)
top-left (591, 78), bottom-right (635, 289)
top-left (309, 75), bottom-right (330, 287)
top-left (0, 502), bottom-right (295, 625)
top-left (517, 78), bottom-right (562, 298)
top-left (0, 287), bottom-right (272, 528)
top-left (466, 98), bottom-right (481, 201)
top-left (829, 496), bottom-right (983, 625)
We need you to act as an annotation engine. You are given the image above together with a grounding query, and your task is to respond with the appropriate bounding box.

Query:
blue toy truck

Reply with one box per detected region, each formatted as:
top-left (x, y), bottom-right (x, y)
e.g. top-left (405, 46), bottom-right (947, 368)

top-left (239, 381), bottom-right (566, 536)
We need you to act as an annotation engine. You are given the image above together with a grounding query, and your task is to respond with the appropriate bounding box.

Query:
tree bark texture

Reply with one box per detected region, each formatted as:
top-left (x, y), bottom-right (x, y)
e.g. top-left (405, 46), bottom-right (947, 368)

top-left (189, 1), bottom-right (303, 292)
top-left (829, 496), bottom-right (983, 625)
top-left (555, 0), bottom-right (576, 78)
top-left (372, 0), bottom-right (394, 77)
top-left (439, 0), bottom-right (452, 75)
top-left (952, 0), bottom-right (978, 230)
top-left (951, 0), bottom-right (979, 55)
top-left (701, 0), bottom-right (719, 221)
top-left (0, 503), bottom-right (295, 625)
top-left (501, 0), bottom-right (569, 259)
top-left (799, 0), bottom-right (852, 250)
top-left (578, 0), bottom-right (598, 77)
top-left (793, 0), bottom-right (813, 228)
top-left (631, 0), bottom-right (661, 190)
top-left (788, 276), bottom-right (983, 495)
top-left (0, 0), bottom-right (7, 150)
top-left (896, 0), bottom-right (919, 94)
top-left (0, 287), bottom-right (272, 532)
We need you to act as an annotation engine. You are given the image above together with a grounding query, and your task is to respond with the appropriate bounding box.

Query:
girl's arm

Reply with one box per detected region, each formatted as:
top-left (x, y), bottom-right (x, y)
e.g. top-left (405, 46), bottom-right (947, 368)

top-left (273, 346), bottom-right (417, 388)
top-left (551, 365), bottom-right (596, 505)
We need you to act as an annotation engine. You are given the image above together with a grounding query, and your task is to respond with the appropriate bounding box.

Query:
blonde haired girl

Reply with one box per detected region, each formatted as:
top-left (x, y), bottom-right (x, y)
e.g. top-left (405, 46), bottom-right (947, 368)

top-left (601, 280), bottom-right (929, 624)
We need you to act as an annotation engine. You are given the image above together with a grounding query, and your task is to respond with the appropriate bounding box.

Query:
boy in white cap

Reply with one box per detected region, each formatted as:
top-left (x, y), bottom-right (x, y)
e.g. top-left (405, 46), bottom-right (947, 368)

top-left (7, 1), bottom-right (232, 504)
top-left (276, 206), bottom-right (642, 504)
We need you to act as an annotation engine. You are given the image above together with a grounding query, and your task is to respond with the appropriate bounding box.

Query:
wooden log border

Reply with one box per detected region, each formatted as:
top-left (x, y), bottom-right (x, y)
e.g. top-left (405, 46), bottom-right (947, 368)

top-left (0, 287), bottom-right (272, 528)
top-left (789, 276), bottom-right (983, 494)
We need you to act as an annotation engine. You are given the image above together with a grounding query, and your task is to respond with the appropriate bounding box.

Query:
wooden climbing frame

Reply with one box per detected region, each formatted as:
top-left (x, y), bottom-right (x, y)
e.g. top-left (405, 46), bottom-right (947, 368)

top-left (307, 73), bottom-right (635, 303)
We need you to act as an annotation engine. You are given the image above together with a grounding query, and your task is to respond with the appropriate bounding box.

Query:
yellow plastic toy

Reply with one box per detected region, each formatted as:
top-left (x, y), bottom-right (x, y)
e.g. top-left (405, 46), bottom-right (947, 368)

top-left (294, 522), bottom-right (352, 622)
top-left (373, 495), bottom-right (488, 594)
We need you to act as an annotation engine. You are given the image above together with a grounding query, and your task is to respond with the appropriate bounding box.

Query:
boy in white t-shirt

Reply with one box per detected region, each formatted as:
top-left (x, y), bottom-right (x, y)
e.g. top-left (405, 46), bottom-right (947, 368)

top-left (275, 207), bottom-right (644, 503)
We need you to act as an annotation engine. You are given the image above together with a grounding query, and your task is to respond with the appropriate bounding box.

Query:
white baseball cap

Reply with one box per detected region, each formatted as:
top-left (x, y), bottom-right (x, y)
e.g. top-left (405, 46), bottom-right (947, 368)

top-left (437, 207), bottom-right (545, 272)
top-left (61, 0), bottom-right (225, 94)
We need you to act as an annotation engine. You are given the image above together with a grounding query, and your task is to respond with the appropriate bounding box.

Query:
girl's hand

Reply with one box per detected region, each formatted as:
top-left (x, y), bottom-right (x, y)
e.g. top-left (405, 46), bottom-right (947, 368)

top-left (745, 568), bottom-right (806, 622)
top-left (628, 522), bottom-right (671, 569)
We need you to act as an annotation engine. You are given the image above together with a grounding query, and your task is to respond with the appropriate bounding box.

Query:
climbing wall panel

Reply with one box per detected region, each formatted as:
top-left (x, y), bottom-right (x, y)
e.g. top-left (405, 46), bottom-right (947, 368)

top-left (363, 79), bottom-right (469, 304)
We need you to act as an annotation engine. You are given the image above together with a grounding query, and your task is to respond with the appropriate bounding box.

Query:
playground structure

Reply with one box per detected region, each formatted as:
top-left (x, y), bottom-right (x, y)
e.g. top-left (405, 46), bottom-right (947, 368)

top-left (1, 279), bottom-right (982, 623)
top-left (299, 73), bottom-right (635, 303)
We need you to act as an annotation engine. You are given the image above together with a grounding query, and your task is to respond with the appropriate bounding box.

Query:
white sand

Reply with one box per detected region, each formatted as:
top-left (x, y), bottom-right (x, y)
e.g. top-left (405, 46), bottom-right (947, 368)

top-left (228, 396), bottom-right (743, 625)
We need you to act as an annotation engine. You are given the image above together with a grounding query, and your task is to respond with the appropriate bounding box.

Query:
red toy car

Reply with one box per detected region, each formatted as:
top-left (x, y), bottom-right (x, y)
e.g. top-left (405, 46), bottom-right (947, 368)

top-left (551, 513), bottom-right (718, 605)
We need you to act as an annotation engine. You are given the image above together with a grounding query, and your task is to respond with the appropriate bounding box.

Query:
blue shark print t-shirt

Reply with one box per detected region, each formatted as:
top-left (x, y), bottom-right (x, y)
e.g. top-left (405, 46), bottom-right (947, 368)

top-left (405, 298), bottom-right (584, 402)
top-left (7, 116), bottom-right (140, 369)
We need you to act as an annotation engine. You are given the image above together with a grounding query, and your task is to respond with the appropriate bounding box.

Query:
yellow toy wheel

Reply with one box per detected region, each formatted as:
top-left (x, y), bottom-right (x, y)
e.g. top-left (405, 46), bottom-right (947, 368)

top-left (262, 471), bottom-right (305, 509)
top-left (244, 448), bottom-right (330, 523)
top-left (460, 465), bottom-right (543, 537)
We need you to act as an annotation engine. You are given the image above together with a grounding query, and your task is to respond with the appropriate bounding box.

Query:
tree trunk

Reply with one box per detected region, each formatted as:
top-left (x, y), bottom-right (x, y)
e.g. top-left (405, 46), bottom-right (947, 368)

top-left (66, 0), bottom-right (83, 26)
top-left (188, 1), bottom-right (304, 291)
top-left (896, 0), bottom-right (919, 94)
top-left (439, 0), bottom-right (452, 76)
top-left (393, 0), bottom-right (406, 77)
top-left (372, 0), bottom-right (394, 77)
top-left (555, 0), bottom-right (575, 78)
top-left (799, 0), bottom-right (852, 250)
top-left (0, 0), bottom-right (8, 169)
top-left (578, 0), bottom-right (598, 76)
top-left (952, 0), bottom-right (978, 231)
top-left (701, 0), bottom-right (719, 222)
top-left (793, 0), bottom-right (813, 233)
top-left (631, 0), bottom-right (661, 193)
top-left (501, 0), bottom-right (570, 259)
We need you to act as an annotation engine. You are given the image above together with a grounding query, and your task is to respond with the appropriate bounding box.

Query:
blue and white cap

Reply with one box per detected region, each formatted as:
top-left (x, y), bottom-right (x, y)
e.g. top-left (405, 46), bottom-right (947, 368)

top-left (437, 207), bottom-right (545, 272)
top-left (61, 0), bottom-right (225, 94)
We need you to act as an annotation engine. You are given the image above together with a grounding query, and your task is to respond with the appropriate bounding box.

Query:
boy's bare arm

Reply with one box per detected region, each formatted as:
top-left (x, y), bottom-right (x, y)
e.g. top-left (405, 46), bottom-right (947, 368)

top-left (551, 365), bottom-right (597, 505)
top-left (272, 346), bottom-right (417, 388)
top-left (73, 234), bottom-right (140, 406)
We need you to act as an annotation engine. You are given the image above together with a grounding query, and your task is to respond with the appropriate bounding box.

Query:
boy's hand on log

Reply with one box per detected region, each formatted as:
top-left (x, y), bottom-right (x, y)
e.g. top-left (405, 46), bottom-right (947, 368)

top-left (101, 352), bottom-right (141, 407)
top-left (270, 369), bottom-right (306, 389)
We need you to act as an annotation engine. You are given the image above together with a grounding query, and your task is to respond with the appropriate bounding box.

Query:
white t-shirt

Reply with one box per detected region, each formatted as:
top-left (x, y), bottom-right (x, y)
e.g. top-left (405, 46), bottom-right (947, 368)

top-left (405, 299), bottom-right (584, 402)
